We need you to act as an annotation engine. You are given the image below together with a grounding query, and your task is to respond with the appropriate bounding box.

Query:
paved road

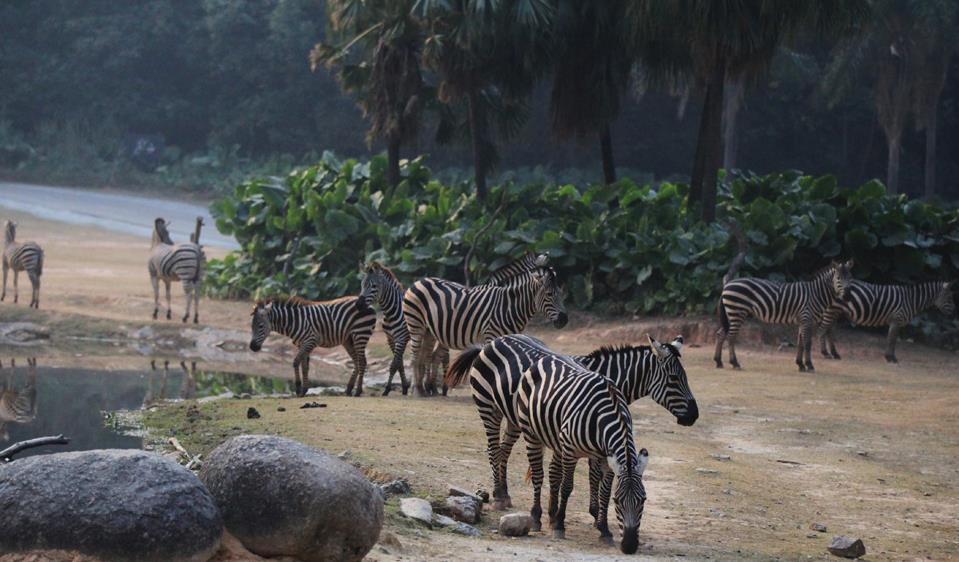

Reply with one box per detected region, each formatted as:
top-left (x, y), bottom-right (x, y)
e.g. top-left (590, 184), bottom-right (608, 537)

top-left (0, 181), bottom-right (238, 249)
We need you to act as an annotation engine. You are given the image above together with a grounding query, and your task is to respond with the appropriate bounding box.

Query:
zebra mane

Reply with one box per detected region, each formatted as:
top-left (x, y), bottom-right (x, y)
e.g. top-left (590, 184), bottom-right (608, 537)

top-left (604, 380), bottom-right (634, 473)
top-left (584, 342), bottom-right (681, 360)
top-left (259, 295), bottom-right (356, 308)
top-left (366, 261), bottom-right (400, 283)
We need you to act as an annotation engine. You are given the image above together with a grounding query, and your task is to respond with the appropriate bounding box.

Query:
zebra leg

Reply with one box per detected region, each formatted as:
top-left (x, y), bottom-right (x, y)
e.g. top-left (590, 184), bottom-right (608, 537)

top-left (827, 328), bottom-right (841, 360)
top-left (182, 283), bottom-right (193, 323)
top-left (795, 325), bottom-right (807, 371)
top-left (552, 454), bottom-right (578, 539)
top-left (292, 352), bottom-right (304, 397)
top-left (481, 410), bottom-right (508, 510)
top-left (596, 466), bottom-right (614, 542)
top-left (497, 423), bottom-right (521, 508)
top-left (12, 269), bottom-right (18, 303)
top-left (28, 270), bottom-right (39, 308)
top-left (819, 326), bottom-right (832, 358)
top-left (547, 454), bottom-right (563, 524)
top-left (150, 274), bottom-right (160, 319)
top-left (804, 323), bottom-right (816, 371)
top-left (164, 280), bottom-right (172, 320)
top-left (727, 326), bottom-right (742, 369)
top-left (343, 340), bottom-right (358, 397)
top-left (301, 354), bottom-right (311, 395)
top-left (418, 334), bottom-right (437, 397)
top-left (713, 327), bottom-right (726, 368)
top-left (525, 440), bottom-right (545, 532)
top-left (193, 281), bottom-right (200, 324)
top-left (382, 335), bottom-right (397, 396)
top-left (885, 323), bottom-right (900, 363)
top-left (587, 457), bottom-right (602, 522)
top-left (351, 334), bottom-right (368, 397)
top-left (435, 345), bottom-right (450, 396)
top-left (797, 323), bottom-right (815, 371)
top-left (1, 261), bottom-right (7, 301)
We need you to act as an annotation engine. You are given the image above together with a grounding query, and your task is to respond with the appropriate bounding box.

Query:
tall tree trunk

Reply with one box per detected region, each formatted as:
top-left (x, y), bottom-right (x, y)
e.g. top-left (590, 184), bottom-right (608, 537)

top-left (701, 58), bottom-right (727, 223)
top-left (467, 91), bottom-right (488, 200)
top-left (599, 125), bottom-right (616, 184)
top-left (924, 107), bottom-right (937, 199)
top-left (722, 77), bottom-right (744, 171)
top-left (886, 131), bottom-right (901, 195)
top-left (689, 96), bottom-right (709, 208)
top-left (386, 136), bottom-right (401, 190)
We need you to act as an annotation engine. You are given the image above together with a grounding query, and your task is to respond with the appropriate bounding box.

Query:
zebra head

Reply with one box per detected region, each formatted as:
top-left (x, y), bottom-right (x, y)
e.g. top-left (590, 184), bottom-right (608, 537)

top-left (533, 268), bottom-right (568, 328)
top-left (358, 261), bottom-right (390, 313)
top-left (3, 221), bottom-right (15, 245)
top-left (611, 446), bottom-right (649, 554)
top-left (829, 259), bottom-right (854, 300)
top-left (152, 218), bottom-right (174, 246)
top-left (647, 335), bottom-right (698, 426)
top-left (937, 281), bottom-right (955, 315)
top-left (249, 302), bottom-right (272, 352)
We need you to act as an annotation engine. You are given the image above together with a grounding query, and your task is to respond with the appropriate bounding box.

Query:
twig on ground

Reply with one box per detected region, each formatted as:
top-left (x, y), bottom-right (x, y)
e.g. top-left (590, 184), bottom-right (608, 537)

top-left (1, 435), bottom-right (70, 462)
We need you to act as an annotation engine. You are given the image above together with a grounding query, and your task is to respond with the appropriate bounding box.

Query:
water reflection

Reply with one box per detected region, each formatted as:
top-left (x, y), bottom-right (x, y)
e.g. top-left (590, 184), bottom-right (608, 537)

top-left (1, 358), bottom-right (294, 459)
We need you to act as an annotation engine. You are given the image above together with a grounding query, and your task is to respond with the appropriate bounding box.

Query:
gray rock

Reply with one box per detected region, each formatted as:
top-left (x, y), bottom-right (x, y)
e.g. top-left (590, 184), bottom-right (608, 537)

top-left (434, 515), bottom-right (482, 537)
top-left (246, 407), bottom-right (260, 419)
top-left (0, 449), bottom-right (222, 562)
top-left (442, 495), bottom-right (481, 524)
top-left (400, 497), bottom-right (433, 527)
top-left (448, 485), bottom-right (484, 504)
top-left (810, 522), bottom-right (827, 533)
top-left (200, 435), bottom-right (383, 562)
top-left (498, 513), bottom-right (533, 537)
top-left (380, 479), bottom-right (412, 497)
top-left (828, 536), bottom-right (866, 559)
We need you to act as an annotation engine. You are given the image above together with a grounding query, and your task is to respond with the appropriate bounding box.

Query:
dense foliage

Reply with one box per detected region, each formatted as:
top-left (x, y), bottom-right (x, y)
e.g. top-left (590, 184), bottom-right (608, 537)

top-left (208, 156), bottom-right (959, 322)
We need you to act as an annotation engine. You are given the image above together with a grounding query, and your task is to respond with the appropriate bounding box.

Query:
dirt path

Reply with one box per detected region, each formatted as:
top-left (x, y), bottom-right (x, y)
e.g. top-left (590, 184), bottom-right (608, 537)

top-left (3, 190), bottom-right (959, 561)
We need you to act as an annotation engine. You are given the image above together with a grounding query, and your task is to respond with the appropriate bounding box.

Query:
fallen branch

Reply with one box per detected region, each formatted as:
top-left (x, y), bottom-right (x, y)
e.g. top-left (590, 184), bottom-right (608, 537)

top-left (463, 198), bottom-right (507, 288)
top-left (169, 437), bottom-right (203, 470)
top-left (722, 219), bottom-right (748, 286)
top-left (1, 435), bottom-right (70, 462)
top-left (775, 459), bottom-right (803, 466)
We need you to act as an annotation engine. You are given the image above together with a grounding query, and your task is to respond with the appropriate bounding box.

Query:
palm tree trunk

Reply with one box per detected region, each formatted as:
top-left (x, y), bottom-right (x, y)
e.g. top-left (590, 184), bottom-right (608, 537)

top-left (467, 91), bottom-right (488, 200)
top-left (599, 125), bottom-right (616, 184)
top-left (387, 136), bottom-right (401, 190)
top-left (886, 131), bottom-right (901, 195)
top-left (701, 58), bottom-right (726, 223)
top-left (722, 77), bottom-right (744, 170)
top-left (689, 98), bottom-right (709, 208)
top-left (924, 107), bottom-right (937, 199)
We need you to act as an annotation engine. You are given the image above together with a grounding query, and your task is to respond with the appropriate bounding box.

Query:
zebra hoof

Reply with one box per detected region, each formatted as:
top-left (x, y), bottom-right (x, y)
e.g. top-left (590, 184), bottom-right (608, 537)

top-left (401, 386), bottom-right (409, 396)
top-left (797, 364), bottom-right (806, 372)
top-left (805, 364), bottom-right (815, 372)
top-left (714, 361), bottom-right (724, 369)
top-left (832, 353), bottom-right (842, 360)
top-left (492, 498), bottom-right (509, 511)
top-left (182, 316), bottom-right (188, 323)
top-left (381, 386), bottom-right (391, 397)
top-left (354, 388), bottom-right (363, 397)
top-left (193, 317), bottom-right (199, 324)
top-left (552, 529), bottom-right (566, 540)
top-left (152, 310), bottom-right (158, 320)
top-left (731, 363), bottom-right (741, 370)
top-left (885, 355), bottom-right (898, 364)
top-left (599, 534), bottom-right (614, 545)
top-left (166, 311), bottom-right (171, 320)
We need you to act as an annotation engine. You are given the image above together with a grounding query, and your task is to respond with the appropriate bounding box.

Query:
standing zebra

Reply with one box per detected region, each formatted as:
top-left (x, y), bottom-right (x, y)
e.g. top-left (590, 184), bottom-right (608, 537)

top-left (819, 280), bottom-right (954, 363)
top-left (444, 333), bottom-right (695, 535)
top-left (517, 355), bottom-right (648, 554)
top-left (2, 221), bottom-right (43, 309)
top-left (485, 252), bottom-right (548, 285)
top-left (249, 296), bottom-right (376, 397)
top-left (403, 266), bottom-right (567, 396)
top-left (714, 260), bottom-right (854, 371)
top-left (358, 261), bottom-right (410, 396)
top-left (148, 217), bottom-right (206, 323)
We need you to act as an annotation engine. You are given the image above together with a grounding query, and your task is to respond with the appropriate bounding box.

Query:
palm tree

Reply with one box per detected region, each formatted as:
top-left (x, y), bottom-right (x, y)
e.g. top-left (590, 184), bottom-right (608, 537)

top-left (415, 0), bottom-right (554, 199)
top-left (629, 1), bottom-right (869, 222)
top-left (311, 0), bottom-right (424, 189)
top-left (824, 0), bottom-right (958, 196)
top-left (548, 0), bottom-right (631, 185)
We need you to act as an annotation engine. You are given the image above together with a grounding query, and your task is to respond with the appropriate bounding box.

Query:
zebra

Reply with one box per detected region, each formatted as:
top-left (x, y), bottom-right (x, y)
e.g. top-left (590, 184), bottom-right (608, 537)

top-left (0, 358), bottom-right (38, 443)
top-left (517, 354), bottom-right (648, 554)
top-left (402, 266), bottom-right (567, 397)
top-left (2, 221), bottom-right (43, 309)
top-left (358, 261), bottom-right (410, 396)
top-left (819, 280), bottom-right (954, 363)
top-left (444, 333), bottom-right (695, 536)
top-left (148, 217), bottom-right (206, 323)
top-left (249, 296), bottom-right (376, 397)
top-left (485, 251), bottom-right (548, 285)
top-left (714, 259), bottom-right (854, 372)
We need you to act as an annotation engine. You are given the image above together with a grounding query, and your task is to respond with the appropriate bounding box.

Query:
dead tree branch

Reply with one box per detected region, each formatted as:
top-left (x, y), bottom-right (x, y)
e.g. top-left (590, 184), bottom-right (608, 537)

top-left (722, 219), bottom-right (748, 286)
top-left (1, 435), bottom-right (70, 462)
top-left (463, 198), bottom-right (507, 288)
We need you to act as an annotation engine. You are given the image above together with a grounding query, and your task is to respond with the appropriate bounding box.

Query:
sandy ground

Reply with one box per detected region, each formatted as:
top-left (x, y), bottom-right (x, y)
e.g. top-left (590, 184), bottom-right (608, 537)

top-left (3, 195), bottom-right (959, 561)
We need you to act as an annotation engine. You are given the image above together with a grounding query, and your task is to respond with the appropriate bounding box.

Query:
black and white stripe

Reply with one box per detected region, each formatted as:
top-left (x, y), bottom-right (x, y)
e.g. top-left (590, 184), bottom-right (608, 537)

top-left (517, 355), bottom-right (648, 554)
top-left (1, 358), bottom-right (38, 443)
top-left (2, 221), bottom-right (43, 309)
top-left (148, 218), bottom-right (206, 323)
top-left (359, 261), bottom-right (410, 396)
top-left (249, 296), bottom-right (376, 397)
top-left (714, 260), bottom-right (854, 371)
top-left (402, 267), bottom-right (567, 396)
top-left (485, 252), bottom-right (548, 285)
top-left (819, 279), bottom-right (955, 362)
top-left (444, 333), bottom-right (694, 539)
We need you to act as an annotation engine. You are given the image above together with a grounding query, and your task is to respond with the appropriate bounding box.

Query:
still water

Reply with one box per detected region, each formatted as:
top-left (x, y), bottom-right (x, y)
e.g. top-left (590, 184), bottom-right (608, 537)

top-left (0, 358), bottom-right (293, 458)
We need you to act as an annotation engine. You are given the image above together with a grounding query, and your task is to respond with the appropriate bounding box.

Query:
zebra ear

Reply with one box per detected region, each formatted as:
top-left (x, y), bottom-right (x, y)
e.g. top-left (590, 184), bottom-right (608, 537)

top-left (606, 455), bottom-right (622, 476)
top-left (844, 259), bottom-right (854, 270)
top-left (534, 252), bottom-right (549, 266)
top-left (636, 448), bottom-right (649, 475)
top-left (670, 335), bottom-right (684, 352)
top-left (647, 334), bottom-right (666, 359)
top-left (944, 281), bottom-right (953, 290)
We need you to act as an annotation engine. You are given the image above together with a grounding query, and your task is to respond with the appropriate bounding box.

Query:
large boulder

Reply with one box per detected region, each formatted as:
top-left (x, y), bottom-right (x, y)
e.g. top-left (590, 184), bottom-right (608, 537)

top-left (199, 435), bottom-right (383, 562)
top-left (0, 449), bottom-right (222, 562)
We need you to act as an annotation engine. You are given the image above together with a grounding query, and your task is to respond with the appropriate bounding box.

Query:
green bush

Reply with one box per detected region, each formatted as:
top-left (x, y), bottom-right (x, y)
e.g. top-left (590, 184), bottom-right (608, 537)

top-left (207, 154), bottom-right (959, 321)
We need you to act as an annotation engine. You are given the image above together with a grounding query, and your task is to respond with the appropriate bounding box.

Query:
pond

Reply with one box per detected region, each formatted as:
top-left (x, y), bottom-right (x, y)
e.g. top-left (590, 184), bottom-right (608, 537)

top-left (0, 358), bottom-right (294, 459)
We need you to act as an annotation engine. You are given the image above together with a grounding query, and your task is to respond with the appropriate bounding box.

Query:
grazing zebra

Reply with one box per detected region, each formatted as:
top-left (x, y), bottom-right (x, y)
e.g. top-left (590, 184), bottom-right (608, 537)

top-left (358, 261), bottom-right (410, 396)
top-left (2, 221), bottom-right (43, 309)
top-left (517, 355), bottom-right (648, 554)
top-left (444, 333), bottom-right (694, 535)
top-left (0, 358), bottom-right (38, 443)
top-left (714, 259), bottom-right (854, 372)
top-left (819, 280), bottom-right (954, 363)
top-left (403, 266), bottom-right (567, 396)
top-left (148, 218), bottom-right (206, 323)
top-left (249, 296), bottom-right (376, 397)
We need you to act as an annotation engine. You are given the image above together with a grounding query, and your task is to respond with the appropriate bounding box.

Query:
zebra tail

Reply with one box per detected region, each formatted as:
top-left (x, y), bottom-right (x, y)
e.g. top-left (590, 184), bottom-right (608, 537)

top-left (718, 297), bottom-right (729, 332)
top-left (444, 346), bottom-right (481, 389)
top-left (525, 464), bottom-right (532, 484)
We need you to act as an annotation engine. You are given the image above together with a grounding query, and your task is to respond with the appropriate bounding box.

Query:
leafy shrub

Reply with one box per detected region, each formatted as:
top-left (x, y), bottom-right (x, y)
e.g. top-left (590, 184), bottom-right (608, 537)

top-left (207, 154), bottom-right (959, 322)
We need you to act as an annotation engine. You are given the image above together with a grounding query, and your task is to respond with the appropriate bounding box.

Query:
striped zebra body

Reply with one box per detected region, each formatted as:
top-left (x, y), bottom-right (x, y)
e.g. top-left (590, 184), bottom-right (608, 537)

top-left (2, 221), bottom-right (43, 308)
top-left (249, 296), bottom-right (376, 397)
top-left (402, 267), bottom-right (567, 396)
top-left (0, 358), bottom-right (38, 442)
top-left (820, 279), bottom-right (954, 362)
top-left (714, 260), bottom-right (853, 371)
top-left (148, 218), bottom-right (206, 323)
top-left (517, 356), bottom-right (648, 553)
top-left (444, 333), bottom-right (694, 536)
top-left (359, 262), bottom-right (410, 396)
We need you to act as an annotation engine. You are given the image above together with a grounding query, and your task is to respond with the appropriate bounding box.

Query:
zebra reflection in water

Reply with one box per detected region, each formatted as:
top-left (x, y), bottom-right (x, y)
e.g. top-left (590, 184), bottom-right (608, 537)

top-left (0, 358), bottom-right (38, 443)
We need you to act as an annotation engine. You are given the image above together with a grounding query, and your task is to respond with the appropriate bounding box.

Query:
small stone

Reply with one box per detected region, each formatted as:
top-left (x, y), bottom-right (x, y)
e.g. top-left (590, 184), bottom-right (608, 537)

top-left (449, 485), bottom-right (484, 504)
top-left (711, 454), bottom-right (731, 461)
top-left (379, 479), bottom-right (412, 498)
top-left (300, 401), bottom-right (327, 409)
top-left (498, 513), bottom-right (533, 537)
top-left (696, 468), bottom-right (719, 475)
top-left (246, 407), bottom-right (260, 419)
top-left (399, 498), bottom-right (433, 527)
top-left (807, 533), bottom-right (819, 539)
top-left (441, 495), bottom-right (481, 524)
top-left (238, 393), bottom-right (252, 400)
top-left (828, 536), bottom-right (866, 559)
top-left (810, 522), bottom-right (827, 533)
top-left (378, 531), bottom-right (402, 551)
top-left (337, 450), bottom-right (352, 460)
top-left (277, 406), bottom-right (286, 412)
top-left (856, 451), bottom-right (868, 457)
